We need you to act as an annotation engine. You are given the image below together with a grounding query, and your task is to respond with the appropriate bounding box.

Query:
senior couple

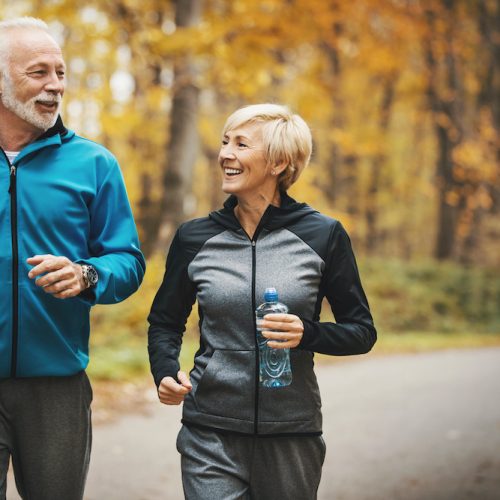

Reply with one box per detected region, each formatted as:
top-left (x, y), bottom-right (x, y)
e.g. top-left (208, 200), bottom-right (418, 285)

top-left (0, 17), bottom-right (376, 500)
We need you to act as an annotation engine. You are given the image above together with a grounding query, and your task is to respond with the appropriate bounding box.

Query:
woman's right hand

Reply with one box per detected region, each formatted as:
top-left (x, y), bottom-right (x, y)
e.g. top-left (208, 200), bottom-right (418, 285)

top-left (158, 370), bottom-right (192, 405)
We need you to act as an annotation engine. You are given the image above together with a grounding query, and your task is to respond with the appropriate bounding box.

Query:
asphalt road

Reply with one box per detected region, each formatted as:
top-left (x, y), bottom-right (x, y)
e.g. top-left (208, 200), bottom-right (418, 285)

top-left (7, 347), bottom-right (500, 499)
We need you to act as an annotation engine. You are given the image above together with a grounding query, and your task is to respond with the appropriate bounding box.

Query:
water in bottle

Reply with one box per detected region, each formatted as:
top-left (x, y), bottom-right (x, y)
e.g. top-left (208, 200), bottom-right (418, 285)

top-left (255, 287), bottom-right (292, 388)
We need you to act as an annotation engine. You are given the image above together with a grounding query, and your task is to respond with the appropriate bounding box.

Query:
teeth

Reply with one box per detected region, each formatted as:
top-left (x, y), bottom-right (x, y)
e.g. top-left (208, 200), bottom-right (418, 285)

top-left (225, 168), bottom-right (242, 175)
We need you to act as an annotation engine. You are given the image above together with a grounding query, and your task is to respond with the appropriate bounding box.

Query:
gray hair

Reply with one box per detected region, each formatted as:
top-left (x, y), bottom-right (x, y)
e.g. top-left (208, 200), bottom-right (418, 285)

top-left (0, 17), bottom-right (50, 74)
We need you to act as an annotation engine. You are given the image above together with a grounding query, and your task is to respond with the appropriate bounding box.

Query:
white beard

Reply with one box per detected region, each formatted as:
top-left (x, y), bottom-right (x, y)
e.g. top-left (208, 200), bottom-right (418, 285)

top-left (1, 73), bottom-right (61, 131)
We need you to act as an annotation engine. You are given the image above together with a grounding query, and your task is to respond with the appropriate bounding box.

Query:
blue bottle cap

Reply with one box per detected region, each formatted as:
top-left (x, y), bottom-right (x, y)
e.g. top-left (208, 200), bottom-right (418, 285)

top-left (264, 287), bottom-right (278, 302)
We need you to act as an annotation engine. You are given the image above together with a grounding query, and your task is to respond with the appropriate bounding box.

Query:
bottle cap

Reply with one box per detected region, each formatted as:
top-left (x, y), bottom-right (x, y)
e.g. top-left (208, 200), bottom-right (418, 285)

top-left (264, 287), bottom-right (278, 302)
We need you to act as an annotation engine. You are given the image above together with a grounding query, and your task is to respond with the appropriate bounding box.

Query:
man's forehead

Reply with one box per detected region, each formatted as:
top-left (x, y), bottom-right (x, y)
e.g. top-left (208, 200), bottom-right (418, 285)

top-left (8, 28), bottom-right (64, 66)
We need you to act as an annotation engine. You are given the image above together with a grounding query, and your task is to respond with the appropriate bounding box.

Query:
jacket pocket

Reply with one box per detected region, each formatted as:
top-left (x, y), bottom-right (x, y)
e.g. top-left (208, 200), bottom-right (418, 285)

top-left (193, 349), bottom-right (254, 421)
top-left (259, 350), bottom-right (321, 424)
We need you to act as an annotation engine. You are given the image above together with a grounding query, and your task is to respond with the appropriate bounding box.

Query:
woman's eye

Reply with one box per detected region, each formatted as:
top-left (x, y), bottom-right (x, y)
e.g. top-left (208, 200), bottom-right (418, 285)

top-left (238, 143), bottom-right (248, 148)
top-left (221, 140), bottom-right (228, 146)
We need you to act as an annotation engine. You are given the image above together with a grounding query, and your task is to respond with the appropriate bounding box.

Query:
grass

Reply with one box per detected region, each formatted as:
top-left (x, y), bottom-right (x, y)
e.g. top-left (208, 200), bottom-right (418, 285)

top-left (86, 256), bottom-right (500, 381)
top-left (87, 330), bottom-right (500, 382)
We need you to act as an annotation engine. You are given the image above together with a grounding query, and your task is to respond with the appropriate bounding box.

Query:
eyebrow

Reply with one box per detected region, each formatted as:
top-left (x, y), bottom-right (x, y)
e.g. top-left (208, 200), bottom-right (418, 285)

top-left (224, 133), bottom-right (252, 141)
top-left (26, 61), bottom-right (66, 71)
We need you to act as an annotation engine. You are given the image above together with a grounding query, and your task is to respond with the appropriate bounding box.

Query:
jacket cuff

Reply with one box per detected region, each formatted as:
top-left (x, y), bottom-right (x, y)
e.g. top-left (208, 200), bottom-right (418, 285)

top-left (297, 317), bottom-right (316, 351)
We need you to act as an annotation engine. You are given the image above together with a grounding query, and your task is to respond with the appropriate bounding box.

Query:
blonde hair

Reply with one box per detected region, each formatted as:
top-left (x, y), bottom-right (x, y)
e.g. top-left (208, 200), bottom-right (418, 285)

top-left (222, 103), bottom-right (312, 191)
top-left (0, 17), bottom-right (51, 74)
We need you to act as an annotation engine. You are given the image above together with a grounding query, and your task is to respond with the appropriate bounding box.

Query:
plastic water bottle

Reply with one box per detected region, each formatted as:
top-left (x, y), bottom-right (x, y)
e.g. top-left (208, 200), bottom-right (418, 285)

top-left (255, 287), bottom-right (292, 388)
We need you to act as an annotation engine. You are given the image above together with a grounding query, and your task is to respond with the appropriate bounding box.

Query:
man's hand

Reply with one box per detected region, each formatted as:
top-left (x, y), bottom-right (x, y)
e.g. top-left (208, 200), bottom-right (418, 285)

top-left (27, 254), bottom-right (86, 299)
top-left (158, 371), bottom-right (192, 405)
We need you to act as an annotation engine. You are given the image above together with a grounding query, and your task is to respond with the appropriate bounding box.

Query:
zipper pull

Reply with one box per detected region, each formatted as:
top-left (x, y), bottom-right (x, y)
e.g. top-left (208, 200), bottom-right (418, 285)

top-left (8, 165), bottom-right (16, 194)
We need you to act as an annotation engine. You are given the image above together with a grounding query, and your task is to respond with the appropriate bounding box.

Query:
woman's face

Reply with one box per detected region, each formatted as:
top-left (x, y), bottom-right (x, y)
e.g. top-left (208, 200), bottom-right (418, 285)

top-left (218, 122), bottom-right (277, 197)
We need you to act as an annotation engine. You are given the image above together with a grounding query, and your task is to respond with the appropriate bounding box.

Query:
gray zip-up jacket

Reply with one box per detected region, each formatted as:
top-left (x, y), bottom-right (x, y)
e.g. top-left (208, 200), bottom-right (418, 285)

top-left (148, 193), bottom-right (376, 436)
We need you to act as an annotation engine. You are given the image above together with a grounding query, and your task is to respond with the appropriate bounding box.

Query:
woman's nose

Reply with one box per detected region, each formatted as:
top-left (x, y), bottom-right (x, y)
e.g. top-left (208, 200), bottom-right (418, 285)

top-left (220, 145), bottom-right (236, 159)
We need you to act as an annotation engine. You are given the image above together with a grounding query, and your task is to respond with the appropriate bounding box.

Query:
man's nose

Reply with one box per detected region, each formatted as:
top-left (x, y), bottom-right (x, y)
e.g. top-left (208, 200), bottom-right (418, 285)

top-left (44, 71), bottom-right (64, 93)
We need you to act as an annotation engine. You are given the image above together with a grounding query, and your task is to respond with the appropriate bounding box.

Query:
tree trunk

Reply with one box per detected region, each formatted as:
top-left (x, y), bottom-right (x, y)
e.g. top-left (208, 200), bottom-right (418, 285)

top-left (425, 1), bottom-right (463, 260)
top-left (365, 77), bottom-right (396, 255)
top-left (155, 0), bottom-right (202, 252)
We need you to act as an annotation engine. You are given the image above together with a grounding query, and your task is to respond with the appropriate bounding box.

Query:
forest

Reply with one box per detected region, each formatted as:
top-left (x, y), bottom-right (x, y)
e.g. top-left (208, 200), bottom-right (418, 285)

top-left (2, 0), bottom-right (499, 378)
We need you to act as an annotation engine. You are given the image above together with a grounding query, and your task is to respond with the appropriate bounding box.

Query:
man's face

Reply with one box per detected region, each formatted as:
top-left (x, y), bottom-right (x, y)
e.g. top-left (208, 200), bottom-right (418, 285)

top-left (0, 29), bottom-right (65, 132)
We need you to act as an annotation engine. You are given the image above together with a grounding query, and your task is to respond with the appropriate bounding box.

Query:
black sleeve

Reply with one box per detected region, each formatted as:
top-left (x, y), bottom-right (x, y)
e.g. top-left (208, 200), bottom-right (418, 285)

top-left (298, 221), bottom-right (377, 355)
top-left (147, 227), bottom-right (197, 386)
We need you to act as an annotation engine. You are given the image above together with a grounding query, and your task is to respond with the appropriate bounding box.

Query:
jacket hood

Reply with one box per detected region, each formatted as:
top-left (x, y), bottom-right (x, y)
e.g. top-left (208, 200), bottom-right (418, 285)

top-left (209, 191), bottom-right (317, 233)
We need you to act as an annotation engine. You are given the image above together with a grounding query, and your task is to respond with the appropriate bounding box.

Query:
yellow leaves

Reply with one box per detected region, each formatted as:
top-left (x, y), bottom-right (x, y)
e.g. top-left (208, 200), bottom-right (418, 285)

top-left (453, 139), bottom-right (498, 184)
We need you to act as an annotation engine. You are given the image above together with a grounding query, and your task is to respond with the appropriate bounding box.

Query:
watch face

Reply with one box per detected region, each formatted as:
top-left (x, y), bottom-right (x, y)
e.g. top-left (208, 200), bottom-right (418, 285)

top-left (84, 265), bottom-right (98, 286)
top-left (88, 266), bottom-right (98, 285)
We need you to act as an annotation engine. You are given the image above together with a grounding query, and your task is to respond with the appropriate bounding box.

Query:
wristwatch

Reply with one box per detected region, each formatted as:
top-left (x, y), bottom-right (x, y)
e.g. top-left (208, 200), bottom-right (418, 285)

top-left (81, 264), bottom-right (98, 289)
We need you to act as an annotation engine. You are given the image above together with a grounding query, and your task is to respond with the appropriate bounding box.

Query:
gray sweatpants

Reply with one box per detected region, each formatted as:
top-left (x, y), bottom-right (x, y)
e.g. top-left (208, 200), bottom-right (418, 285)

top-left (0, 372), bottom-right (92, 500)
top-left (177, 424), bottom-right (326, 500)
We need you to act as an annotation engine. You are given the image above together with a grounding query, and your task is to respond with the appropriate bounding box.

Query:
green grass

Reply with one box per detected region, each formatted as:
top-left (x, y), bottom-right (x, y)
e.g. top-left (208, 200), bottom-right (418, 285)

top-left (87, 256), bottom-right (500, 381)
top-left (88, 330), bottom-right (500, 381)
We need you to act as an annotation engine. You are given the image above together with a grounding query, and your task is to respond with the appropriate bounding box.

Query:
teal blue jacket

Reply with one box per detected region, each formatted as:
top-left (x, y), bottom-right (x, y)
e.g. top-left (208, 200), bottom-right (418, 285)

top-left (0, 118), bottom-right (145, 378)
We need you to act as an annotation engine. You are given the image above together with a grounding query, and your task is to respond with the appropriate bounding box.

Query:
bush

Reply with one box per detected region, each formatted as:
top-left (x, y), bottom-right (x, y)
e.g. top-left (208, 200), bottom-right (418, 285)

top-left (88, 255), bottom-right (500, 380)
top-left (358, 259), bottom-right (500, 333)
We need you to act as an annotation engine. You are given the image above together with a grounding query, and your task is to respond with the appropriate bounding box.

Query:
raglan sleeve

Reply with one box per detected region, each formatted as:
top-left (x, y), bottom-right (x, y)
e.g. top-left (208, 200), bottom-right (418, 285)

top-left (147, 226), bottom-right (197, 387)
top-left (298, 221), bottom-right (377, 355)
top-left (77, 156), bottom-right (145, 305)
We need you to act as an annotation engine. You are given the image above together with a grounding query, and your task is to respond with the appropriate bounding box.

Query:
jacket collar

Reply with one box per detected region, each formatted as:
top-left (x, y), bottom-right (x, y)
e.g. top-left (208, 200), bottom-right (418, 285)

top-left (12, 116), bottom-right (69, 164)
top-left (37, 115), bottom-right (68, 140)
top-left (210, 191), bottom-right (315, 233)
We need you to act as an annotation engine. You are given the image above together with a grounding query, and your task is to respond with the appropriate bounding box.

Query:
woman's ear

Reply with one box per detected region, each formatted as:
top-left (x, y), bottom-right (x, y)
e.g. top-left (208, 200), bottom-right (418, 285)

top-left (273, 160), bottom-right (288, 176)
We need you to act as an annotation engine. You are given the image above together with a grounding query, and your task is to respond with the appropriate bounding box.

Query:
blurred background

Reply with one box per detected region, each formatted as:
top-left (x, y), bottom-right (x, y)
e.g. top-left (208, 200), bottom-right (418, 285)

top-left (1, 0), bottom-right (499, 380)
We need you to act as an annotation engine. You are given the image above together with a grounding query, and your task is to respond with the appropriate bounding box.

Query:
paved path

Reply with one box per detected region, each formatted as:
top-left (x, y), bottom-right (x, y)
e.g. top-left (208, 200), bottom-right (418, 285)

top-left (7, 347), bottom-right (500, 499)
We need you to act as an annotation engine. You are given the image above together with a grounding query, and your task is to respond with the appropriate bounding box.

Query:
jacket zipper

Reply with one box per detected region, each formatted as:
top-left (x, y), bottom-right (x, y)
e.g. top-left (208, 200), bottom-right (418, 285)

top-left (251, 239), bottom-right (259, 434)
top-left (4, 151), bottom-right (19, 377)
top-left (235, 210), bottom-right (270, 435)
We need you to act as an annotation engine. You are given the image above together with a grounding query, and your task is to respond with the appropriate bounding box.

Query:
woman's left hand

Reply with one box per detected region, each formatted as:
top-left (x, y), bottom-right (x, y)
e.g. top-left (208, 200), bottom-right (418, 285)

top-left (260, 314), bottom-right (304, 349)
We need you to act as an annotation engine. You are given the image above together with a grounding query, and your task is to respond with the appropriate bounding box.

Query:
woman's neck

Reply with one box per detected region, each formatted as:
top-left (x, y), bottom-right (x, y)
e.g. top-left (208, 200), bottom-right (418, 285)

top-left (234, 189), bottom-right (281, 239)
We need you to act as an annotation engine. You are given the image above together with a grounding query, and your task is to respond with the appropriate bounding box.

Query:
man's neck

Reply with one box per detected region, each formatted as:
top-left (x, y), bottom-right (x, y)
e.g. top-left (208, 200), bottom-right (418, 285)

top-left (0, 109), bottom-right (44, 151)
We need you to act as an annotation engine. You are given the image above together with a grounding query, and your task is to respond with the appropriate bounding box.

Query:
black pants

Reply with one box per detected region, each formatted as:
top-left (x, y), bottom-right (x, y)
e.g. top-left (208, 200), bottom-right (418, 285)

top-left (177, 425), bottom-right (326, 500)
top-left (0, 372), bottom-right (92, 500)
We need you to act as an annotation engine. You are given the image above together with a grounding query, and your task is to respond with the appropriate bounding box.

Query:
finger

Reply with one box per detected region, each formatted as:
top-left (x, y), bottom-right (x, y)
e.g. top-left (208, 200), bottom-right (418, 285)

top-left (261, 321), bottom-right (303, 333)
top-left (159, 395), bottom-right (184, 405)
top-left (177, 371), bottom-right (193, 390)
top-left (41, 277), bottom-right (75, 294)
top-left (26, 254), bottom-right (54, 265)
top-left (160, 377), bottom-right (190, 395)
top-left (52, 286), bottom-right (81, 300)
top-left (262, 330), bottom-right (291, 341)
top-left (35, 268), bottom-right (73, 288)
top-left (263, 313), bottom-right (295, 322)
top-left (28, 256), bottom-right (70, 278)
top-left (267, 340), bottom-right (293, 349)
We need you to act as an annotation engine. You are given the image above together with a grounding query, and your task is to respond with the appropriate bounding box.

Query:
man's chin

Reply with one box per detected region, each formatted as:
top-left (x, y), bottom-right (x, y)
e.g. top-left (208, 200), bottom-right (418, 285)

top-left (29, 112), bottom-right (59, 131)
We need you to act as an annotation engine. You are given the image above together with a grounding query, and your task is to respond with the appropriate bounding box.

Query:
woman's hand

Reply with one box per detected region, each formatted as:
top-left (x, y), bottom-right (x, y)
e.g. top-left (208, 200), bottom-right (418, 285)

top-left (260, 313), bottom-right (304, 349)
top-left (158, 371), bottom-right (192, 405)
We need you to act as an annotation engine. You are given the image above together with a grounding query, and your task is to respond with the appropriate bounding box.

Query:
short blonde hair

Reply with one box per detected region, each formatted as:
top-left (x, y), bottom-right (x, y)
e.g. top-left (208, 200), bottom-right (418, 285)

top-left (222, 103), bottom-right (312, 191)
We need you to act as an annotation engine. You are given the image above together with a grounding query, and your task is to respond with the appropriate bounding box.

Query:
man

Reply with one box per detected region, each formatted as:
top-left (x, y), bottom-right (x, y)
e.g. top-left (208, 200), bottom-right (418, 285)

top-left (0, 17), bottom-right (145, 499)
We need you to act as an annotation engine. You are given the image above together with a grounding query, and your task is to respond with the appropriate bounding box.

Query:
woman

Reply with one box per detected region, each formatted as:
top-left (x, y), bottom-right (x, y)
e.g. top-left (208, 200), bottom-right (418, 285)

top-left (148, 103), bottom-right (376, 499)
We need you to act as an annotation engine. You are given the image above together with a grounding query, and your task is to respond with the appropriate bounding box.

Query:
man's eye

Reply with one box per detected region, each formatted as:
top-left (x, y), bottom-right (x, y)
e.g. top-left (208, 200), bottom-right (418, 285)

top-left (221, 140), bottom-right (228, 146)
top-left (238, 143), bottom-right (248, 148)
